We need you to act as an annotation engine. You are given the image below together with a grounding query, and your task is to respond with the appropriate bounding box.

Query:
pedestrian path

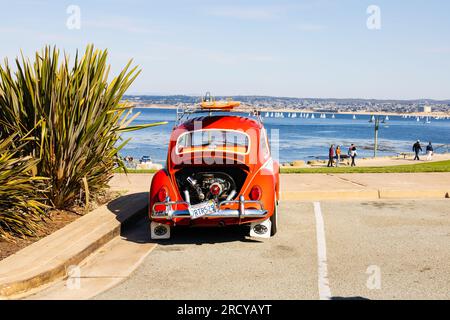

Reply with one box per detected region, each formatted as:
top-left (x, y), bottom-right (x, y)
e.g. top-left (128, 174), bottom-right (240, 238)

top-left (281, 173), bottom-right (450, 200)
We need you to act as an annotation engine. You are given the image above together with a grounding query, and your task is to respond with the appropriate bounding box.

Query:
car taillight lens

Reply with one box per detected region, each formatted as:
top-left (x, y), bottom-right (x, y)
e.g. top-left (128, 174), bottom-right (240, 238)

top-left (249, 185), bottom-right (262, 201)
top-left (157, 186), bottom-right (168, 202)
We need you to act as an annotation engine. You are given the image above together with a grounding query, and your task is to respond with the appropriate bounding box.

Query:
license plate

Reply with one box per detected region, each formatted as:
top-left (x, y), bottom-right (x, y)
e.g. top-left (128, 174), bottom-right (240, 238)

top-left (189, 200), bottom-right (217, 219)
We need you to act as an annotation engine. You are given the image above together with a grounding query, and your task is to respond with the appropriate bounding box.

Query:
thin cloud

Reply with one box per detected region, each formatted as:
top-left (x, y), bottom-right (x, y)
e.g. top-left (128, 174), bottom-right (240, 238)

top-left (204, 5), bottom-right (284, 21)
top-left (13, 0), bottom-right (49, 5)
top-left (296, 24), bottom-right (327, 32)
top-left (0, 26), bottom-right (31, 33)
top-left (424, 47), bottom-right (450, 54)
top-left (129, 41), bottom-right (275, 65)
top-left (205, 53), bottom-right (275, 64)
top-left (84, 17), bottom-right (160, 34)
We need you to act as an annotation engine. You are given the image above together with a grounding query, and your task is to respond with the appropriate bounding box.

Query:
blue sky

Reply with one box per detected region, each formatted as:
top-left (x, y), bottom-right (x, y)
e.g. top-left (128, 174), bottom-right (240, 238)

top-left (0, 0), bottom-right (449, 99)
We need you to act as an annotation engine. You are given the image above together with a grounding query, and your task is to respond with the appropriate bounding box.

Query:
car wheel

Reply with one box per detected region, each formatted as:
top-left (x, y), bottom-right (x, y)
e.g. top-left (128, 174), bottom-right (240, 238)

top-left (270, 200), bottom-right (278, 236)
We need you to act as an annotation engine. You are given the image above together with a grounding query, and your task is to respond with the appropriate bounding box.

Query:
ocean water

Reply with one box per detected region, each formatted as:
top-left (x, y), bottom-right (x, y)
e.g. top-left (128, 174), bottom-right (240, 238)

top-left (120, 108), bottom-right (450, 164)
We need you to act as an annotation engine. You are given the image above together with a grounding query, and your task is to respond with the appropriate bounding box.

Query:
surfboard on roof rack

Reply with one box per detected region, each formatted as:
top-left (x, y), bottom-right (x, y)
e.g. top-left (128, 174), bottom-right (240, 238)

top-left (200, 100), bottom-right (241, 110)
top-left (175, 92), bottom-right (261, 125)
top-left (200, 92), bottom-right (241, 110)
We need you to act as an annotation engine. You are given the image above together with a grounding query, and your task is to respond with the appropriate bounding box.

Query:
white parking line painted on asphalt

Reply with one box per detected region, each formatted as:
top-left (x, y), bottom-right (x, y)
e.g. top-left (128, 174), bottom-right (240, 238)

top-left (313, 202), bottom-right (332, 300)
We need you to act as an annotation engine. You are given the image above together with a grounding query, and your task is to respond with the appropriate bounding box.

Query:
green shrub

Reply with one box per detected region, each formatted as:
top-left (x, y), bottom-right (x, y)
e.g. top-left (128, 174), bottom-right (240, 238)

top-left (0, 45), bottom-right (165, 208)
top-left (0, 135), bottom-right (47, 240)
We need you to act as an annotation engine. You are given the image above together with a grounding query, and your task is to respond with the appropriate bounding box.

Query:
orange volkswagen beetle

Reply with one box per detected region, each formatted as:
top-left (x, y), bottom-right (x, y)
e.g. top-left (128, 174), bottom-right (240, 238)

top-left (149, 96), bottom-right (280, 239)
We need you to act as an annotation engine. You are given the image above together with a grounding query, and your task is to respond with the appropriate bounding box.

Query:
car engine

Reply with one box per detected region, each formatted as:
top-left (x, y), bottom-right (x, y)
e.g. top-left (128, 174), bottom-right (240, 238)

top-left (182, 172), bottom-right (237, 205)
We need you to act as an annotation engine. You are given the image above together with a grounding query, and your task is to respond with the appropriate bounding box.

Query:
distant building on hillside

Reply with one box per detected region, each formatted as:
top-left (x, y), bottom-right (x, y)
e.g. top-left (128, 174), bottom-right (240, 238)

top-left (420, 105), bottom-right (432, 113)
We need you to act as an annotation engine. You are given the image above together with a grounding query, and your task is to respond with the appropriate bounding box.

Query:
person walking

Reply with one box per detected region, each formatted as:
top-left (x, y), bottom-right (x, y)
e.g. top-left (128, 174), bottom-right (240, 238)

top-left (335, 145), bottom-right (341, 167)
top-left (327, 144), bottom-right (335, 167)
top-left (348, 144), bottom-right (357, 167)
top-left (426, 142), bottom-right (434, 161)
top-left (412, 140), bottom-right (422, 160)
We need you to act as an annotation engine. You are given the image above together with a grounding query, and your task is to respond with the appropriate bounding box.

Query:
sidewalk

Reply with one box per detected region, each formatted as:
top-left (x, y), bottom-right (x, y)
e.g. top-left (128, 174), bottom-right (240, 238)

top-left (295, 153), bottom-right (450, 168)
top-left (350, 153), bottom-right (450, 167)
top-left (109, 173), bottom-right (152, 194)
top-left (281, 173), bottom-right (450, 200)
top-left (0, 187), bottom-right (148, 298)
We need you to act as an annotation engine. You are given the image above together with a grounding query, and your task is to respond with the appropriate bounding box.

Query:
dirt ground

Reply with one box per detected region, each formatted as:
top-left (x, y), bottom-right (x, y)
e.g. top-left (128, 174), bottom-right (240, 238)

top-left (0, 191), bottom-right (121, 261)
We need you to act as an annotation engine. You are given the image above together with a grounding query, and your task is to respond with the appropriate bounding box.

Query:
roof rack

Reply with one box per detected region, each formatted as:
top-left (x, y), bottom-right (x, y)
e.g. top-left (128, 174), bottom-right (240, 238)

top-left (175, 103), bottom-right (263, 125)
top-left (175, 93), bottom-right (263, 125)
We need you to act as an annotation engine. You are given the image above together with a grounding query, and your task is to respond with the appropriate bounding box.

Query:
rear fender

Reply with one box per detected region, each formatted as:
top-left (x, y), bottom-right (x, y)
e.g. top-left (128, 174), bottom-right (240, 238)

top-left (149, 169), bottom-right (179, 220)
top-left (242, 160), bottom-right (277, 216)
top-left (273, 160), bottom-right (280, 202)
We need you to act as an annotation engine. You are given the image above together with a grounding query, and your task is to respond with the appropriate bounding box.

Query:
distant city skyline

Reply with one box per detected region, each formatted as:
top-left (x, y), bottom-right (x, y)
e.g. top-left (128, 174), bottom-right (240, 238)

top-left (1, 0), bottom-right (449, 100)
top-left (123, 95), bottom-right (450, 115)
top-left (125, 94), bottom-right (450, 103)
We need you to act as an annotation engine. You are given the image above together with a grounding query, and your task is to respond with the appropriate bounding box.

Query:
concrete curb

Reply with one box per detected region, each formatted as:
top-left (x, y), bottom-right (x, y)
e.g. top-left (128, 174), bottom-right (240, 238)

top-left (0, 192), bottom-right (148, 299)
top-left (281, 189), bottom-right (450, 201)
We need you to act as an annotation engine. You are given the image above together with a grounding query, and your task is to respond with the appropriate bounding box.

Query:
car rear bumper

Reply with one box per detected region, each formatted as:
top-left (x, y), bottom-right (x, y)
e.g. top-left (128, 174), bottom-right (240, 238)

top-left (150, 195), bottom-right (268, 220)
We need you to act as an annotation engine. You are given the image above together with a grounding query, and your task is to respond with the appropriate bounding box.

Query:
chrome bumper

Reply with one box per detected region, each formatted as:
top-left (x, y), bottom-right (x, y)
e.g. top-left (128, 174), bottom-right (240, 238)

top-left (151, 195), bottom-right (268, 220)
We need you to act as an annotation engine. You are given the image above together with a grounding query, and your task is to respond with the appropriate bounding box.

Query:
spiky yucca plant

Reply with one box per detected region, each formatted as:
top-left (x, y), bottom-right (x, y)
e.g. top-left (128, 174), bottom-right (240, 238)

top-left (0, 135), bottom-right (47, 240)
top-left (0, 45), bottom-right (165, 208)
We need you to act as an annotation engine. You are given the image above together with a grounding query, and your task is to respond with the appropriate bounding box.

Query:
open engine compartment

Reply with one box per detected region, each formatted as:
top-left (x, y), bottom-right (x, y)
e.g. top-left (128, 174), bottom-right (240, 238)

top-left (175, 166), bottom-right (248, 205)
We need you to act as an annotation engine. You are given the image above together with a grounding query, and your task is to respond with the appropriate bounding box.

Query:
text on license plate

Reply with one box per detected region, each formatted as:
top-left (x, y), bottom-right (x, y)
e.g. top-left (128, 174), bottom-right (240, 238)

top-left (189, 201), bottom-right (217, 219)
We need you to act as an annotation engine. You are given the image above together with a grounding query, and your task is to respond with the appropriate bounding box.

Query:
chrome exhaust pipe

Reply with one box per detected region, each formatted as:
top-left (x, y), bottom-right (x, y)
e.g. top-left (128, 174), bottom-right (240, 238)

top-left (226, 190), bottom-right (236, 201)
top-left (184, 190), bottom-right (191, 204)
top-left (239, 195), bottom-right (245, 217)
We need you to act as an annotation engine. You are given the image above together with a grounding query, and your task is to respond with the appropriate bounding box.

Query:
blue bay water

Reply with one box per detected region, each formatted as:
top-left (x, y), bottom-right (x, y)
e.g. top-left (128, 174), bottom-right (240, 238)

top-left (120, 108), bottom-right (450, 164)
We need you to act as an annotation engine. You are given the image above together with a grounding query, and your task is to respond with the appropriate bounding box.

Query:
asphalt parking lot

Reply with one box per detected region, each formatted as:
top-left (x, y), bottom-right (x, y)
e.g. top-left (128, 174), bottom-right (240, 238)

top-left (92, 199), bottom-right (450, 300)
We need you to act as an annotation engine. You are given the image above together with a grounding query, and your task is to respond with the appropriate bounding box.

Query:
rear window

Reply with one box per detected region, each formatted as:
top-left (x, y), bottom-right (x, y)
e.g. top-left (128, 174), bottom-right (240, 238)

top-left (176, 130), bottom-right (250, 155)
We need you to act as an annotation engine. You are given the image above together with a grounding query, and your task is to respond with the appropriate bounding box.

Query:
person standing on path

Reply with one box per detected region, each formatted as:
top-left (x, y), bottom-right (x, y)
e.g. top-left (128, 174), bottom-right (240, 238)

top-left (413, 140), bottom-right (422, 160)
top-left (327, 144), bottom-right (335, 167)
top-left (426, 142), bottom-right (434, 161)
top-left (335, 145), bottom-right (341, 167)
top-left (349, 144), bottom-right (357, 167)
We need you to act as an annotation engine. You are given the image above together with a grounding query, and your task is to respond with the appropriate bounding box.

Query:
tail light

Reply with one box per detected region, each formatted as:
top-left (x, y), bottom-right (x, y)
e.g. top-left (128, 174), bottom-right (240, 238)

top-left (157, 186), bottom-right (169, 202)
top-left (249, 185), bottom-right (262, 201)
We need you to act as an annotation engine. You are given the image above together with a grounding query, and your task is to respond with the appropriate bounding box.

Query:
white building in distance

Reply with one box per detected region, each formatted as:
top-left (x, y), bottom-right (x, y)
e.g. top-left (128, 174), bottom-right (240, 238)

top-left (420, 105), bottom-right (432, 113)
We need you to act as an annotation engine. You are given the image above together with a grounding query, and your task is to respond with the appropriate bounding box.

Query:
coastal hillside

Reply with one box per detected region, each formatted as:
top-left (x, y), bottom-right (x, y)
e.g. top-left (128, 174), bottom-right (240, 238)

top-left (124, 95), bottom-right (450, 115)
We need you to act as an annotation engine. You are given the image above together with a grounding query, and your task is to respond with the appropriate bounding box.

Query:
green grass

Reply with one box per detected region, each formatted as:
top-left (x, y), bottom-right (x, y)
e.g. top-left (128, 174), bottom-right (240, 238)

top-left (281, 160), bottom-right (450, 174)
top-left (114, 160), bottom-right (450, 175)
top-left (114, 168), bottom-right (158, 174)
